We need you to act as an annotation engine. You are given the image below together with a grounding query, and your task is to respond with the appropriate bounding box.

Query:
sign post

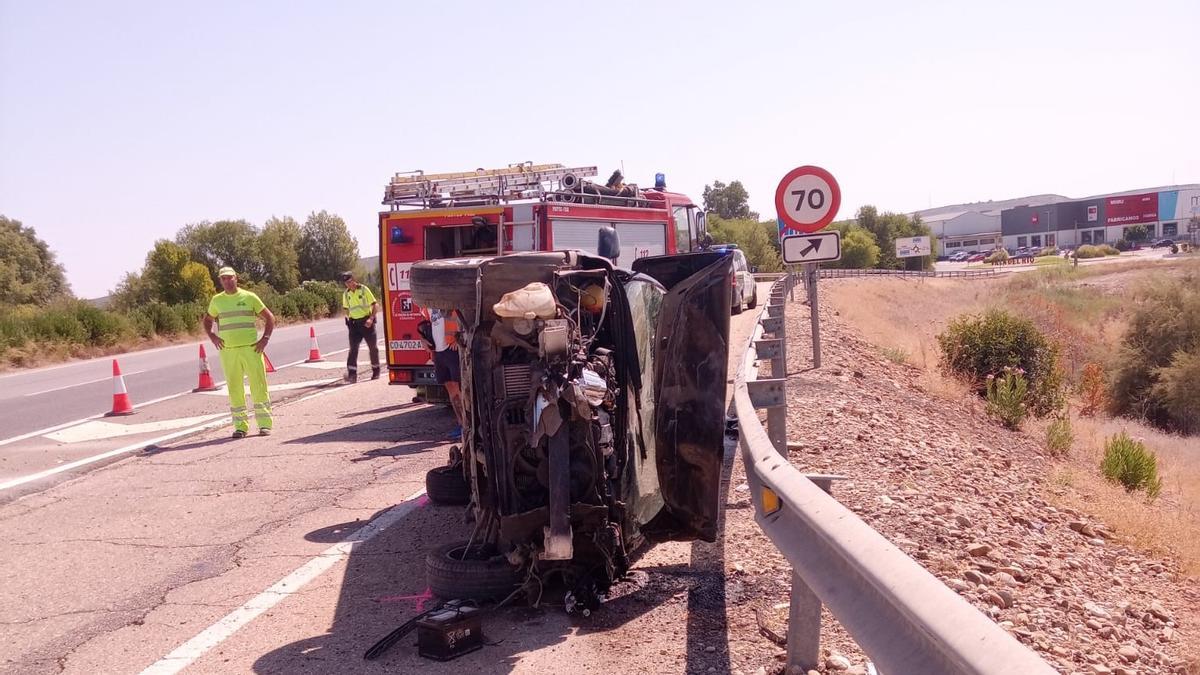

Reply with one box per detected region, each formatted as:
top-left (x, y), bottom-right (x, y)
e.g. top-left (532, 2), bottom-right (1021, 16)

top-left (775, 166), bottom-right (841, 369)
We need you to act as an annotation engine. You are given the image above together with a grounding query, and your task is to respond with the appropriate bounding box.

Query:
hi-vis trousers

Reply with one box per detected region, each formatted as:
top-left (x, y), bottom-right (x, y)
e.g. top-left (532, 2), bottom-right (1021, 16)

top-left (218, 344), bottom-right (272, 432)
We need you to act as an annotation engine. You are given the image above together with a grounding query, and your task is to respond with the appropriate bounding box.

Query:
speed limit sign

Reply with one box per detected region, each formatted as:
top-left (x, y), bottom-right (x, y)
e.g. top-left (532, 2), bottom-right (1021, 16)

top-left (775, 165), bottom-right (841, 235)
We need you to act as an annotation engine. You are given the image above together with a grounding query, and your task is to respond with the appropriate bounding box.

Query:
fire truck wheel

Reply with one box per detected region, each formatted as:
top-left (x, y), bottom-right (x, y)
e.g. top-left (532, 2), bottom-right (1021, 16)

top-left (426, 541), bottom-right (525, 602)
top-left (410, 259), bottom-right (482, 312)
top-left (425, 465), bottom-right (470, 506)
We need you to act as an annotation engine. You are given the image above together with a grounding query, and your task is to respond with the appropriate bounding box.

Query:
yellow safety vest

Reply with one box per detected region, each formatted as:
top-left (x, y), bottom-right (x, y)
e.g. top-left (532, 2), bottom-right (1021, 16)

top-left (207, 289), bottom-right (265, 348)
top-left (343, 286), bottom-right (377, 320)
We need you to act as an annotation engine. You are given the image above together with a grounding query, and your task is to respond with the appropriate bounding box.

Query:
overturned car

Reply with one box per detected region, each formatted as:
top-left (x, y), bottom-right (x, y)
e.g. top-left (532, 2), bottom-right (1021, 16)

top-left (410, 240), bottom-right (732, 610)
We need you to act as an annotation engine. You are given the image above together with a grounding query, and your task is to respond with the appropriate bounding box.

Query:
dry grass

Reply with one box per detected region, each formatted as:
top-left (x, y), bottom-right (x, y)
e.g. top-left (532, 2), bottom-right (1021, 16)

top-left (0, 333), bottom-right (191, 372)
top-left (1062, 416), bottom-right (1200, 576)
top-left (825, 265), bottom-right (1200, 578)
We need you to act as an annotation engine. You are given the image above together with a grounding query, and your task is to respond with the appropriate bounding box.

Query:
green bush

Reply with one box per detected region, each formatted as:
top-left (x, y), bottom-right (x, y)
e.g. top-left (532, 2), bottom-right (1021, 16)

top-left (985, 368), bottom-right (1028, 429)
top-left (133, 301), bottom-right (188, 337)
top-left (171, 302), bottom-right (206, 334)
top-left (274, 294), bottom-right (299, 319)
top-left (31, 306), bottom-right (89, 344)
top-left (985, 249), bottom-right (1009, 264)
top-left (1075, 245), bottom-right (1104, 259)
top-left (1100, 244), bottom-right (1120, 256)
top-left (301, 280), bottom-right (342, 316)
top-left (72, 302), bottom-right (133, 346)
top-left (1100, 431), bottom-right (1162, 498)
top-left (1037, 246), bottom-right (1058, 257)
top-left (1045, 415), bottom-right (1073, 456)
top-left (1112, 274), bottom-right (1200, 433)
top-left (283, 288), bottom-right (325, 319)
top-left (937, 309), bottom-right (1065, 416)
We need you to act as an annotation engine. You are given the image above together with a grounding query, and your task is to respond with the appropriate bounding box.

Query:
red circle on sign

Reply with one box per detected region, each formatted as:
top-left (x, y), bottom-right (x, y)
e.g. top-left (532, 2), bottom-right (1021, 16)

top-left (775, 165), bottom-right (842, 234)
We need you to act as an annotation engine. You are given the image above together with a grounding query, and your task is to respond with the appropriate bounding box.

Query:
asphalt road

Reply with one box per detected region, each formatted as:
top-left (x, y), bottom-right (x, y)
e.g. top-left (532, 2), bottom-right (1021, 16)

top-left (0, 318), bottom-right (350, 443)
top-left (0, 285), bottom-right (773, 675)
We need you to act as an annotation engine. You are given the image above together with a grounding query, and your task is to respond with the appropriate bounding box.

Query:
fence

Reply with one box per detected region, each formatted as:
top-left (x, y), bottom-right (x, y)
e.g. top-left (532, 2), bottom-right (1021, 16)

top-left (816, 268), bottom-right (998, 279)
top-left (732, 274), bottom-right (1054, 674)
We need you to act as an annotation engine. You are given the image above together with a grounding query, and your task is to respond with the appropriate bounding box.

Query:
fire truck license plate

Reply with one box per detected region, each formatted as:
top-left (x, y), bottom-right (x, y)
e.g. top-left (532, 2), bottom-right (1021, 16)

top-left (390, 340), bottom-right (425, 351)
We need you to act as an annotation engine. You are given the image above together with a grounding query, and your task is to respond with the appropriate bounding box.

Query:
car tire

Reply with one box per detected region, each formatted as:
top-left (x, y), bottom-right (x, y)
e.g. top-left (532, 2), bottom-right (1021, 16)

top-left (425, 465), bottom-right (470, 506)
top-left (747, 288), bottom-right (758, 309)
top-left (731, 289), bottom-right (743, 315)
top-left (409, 259), bottom-right (482, 312)
top-left (426, 540), bottom-right (525, 601)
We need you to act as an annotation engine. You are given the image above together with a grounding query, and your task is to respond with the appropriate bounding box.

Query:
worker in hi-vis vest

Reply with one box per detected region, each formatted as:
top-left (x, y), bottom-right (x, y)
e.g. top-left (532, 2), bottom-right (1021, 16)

top-left (203, 266), bottom-right (275, 438)
top-left (339, 271), bottom-right (380, 383)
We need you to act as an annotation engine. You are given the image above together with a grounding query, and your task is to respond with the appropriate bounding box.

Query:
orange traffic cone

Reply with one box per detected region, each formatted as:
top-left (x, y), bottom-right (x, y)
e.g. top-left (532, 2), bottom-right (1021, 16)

top-left (105, 359), bottom-right (135, 416)
top-left (305, 326), bottom-right (323, 362)
top-left (263, 352), bottom-right (276, 373)
top-left (193, 344), bottom-right (218, 392)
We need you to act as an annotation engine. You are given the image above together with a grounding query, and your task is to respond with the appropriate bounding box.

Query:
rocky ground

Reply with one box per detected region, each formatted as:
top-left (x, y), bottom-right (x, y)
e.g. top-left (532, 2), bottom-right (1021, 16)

top-left (717, 281), bottom-right (1199, 675)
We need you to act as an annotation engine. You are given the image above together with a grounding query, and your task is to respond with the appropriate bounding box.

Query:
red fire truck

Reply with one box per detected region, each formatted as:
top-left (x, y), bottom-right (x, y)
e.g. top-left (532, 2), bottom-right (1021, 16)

top-left (377, 162), bottom-right (708, 395)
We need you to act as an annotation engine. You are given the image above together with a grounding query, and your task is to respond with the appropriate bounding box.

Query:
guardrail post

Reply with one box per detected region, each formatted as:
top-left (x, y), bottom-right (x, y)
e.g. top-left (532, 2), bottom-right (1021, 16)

top-left (786, 477), bottom-right (837, 671)
top-left (757, 289), bottom-right (789, 456)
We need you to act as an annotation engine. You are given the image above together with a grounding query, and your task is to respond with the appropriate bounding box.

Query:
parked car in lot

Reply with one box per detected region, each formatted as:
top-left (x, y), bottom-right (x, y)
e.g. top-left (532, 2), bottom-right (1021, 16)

top-left (949, 251), bottom-right (970, 262)
top-left (1151, 238), bottom-right (1176, 248)
top-left (411, 239), bottom-right (732, 611)
top-left (966, 252), bottom-right (986, 262)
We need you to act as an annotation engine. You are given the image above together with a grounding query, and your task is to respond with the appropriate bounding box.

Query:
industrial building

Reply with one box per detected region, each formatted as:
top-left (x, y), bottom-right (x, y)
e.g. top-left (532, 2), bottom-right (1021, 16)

top-left (999, 185), bottom-right (1200, 251)
top-left (915, 185), bottom-right (1200, 255)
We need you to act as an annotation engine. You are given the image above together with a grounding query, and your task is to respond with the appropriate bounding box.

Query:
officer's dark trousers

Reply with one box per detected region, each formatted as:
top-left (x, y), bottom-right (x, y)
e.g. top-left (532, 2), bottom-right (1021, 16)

top-left (347, 318), bottom-right (380, 377)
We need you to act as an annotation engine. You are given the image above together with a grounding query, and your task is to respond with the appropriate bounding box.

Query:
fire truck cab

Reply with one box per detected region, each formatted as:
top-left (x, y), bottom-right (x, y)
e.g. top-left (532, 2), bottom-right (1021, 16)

top-left (378, 163), bottom-right (708, 395)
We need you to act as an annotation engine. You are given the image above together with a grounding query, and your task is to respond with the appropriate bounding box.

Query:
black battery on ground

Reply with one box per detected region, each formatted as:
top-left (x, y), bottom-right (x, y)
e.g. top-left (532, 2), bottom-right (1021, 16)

top-left (416, 604), bottom-right (484, 661)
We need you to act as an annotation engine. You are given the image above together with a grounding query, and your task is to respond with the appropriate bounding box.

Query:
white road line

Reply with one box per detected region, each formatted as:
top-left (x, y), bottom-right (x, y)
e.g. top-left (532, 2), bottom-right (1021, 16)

top-left (0, 418), bottom-right (230, 492)
top-left (0, 366), bottom-right (363, 491)
top-left (140, 490), bottom-right (429, 675)
top-left (23, 370), bottom-right (145, 397)
top-left (0, 346), bottom-right (358, 448)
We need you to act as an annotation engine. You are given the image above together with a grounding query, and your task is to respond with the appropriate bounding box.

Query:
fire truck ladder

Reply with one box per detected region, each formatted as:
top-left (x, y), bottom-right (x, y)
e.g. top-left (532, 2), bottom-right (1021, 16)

top-left (383, 162), bottom-right (599, 208)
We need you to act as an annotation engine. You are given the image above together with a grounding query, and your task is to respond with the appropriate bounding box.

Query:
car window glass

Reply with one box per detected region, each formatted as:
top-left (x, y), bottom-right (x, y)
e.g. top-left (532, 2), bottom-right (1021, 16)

top-left (672, 206), bottom-right (692, 253)
top-left (624, 277), bottom-right (666, 521)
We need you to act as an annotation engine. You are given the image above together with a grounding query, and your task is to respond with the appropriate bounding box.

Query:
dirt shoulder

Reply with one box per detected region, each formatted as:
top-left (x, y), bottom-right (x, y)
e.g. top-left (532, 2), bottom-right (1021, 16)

top-left (721, 281), bottom-right (1198, 674)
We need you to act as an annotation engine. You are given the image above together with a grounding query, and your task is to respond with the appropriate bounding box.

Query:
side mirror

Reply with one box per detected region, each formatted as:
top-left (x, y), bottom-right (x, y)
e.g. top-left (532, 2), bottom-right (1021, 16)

top-left (598, 226), bottom-right (621, 262)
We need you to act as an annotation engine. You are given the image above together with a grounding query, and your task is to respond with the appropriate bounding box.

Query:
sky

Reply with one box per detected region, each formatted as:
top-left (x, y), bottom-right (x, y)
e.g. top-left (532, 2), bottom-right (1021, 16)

top-left (2, 0), bottom-right (1198, 298)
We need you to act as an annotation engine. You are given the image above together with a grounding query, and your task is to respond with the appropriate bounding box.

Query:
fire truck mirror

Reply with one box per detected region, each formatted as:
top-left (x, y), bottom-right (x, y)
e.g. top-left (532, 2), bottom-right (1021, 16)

top-left (598, 226), bottom-right (621, 263)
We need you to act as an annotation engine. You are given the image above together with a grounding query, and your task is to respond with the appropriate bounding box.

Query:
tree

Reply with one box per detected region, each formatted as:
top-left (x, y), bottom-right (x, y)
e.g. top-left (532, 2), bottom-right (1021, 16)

top-left (0, 215), bottom-right (72, 305)
top-left (258, 216), bottom-right (302, 292)
top-left (142, 240), bottom-right (213, 305)
top-left (828, 226), bottom-right (880, 269)
top-left (708, 215), bottom-right (781, 272)
top-left (109, 272), bottom-right (153, 312)
top-left (855, 206), bottom-right (936, 271)
top-left (299, 211), bottom-right (359, 281)
top-left (177, 219), bottom-right (264, 282)
top-left (702, 180), bottom-right (759, 221)
top-left (1124, 224), bottom-right (1150, 243)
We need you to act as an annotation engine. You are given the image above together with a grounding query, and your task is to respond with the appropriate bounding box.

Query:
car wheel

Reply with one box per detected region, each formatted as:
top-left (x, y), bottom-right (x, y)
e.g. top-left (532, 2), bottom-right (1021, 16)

top-left (425, 465), bottom-right (470, 506)
top-left (410, 258), bottom-right (482, 313)
top-left (426, 540), bottom-right (525, 601)
top-left (747, 288), bottom-right (758, 309)
top-left (731, 289), bottom-right (743, 315)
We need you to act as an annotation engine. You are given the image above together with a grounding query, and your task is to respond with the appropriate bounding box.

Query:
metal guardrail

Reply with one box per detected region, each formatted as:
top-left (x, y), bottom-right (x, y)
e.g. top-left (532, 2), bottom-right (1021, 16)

top-left (816, 268), bottom-right (998, 279)
top-left (732, 274), bottom-right (1055, 674)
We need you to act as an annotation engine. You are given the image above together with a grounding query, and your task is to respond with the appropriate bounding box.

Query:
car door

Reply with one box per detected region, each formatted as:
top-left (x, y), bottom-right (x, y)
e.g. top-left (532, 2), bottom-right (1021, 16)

top-left (630, 251), bottom-right (732, 542)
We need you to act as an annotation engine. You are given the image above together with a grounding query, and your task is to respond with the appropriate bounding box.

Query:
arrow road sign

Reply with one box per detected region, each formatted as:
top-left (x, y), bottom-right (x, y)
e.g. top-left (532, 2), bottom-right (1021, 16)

top-left (782, 231), bottom-right (841, 264)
